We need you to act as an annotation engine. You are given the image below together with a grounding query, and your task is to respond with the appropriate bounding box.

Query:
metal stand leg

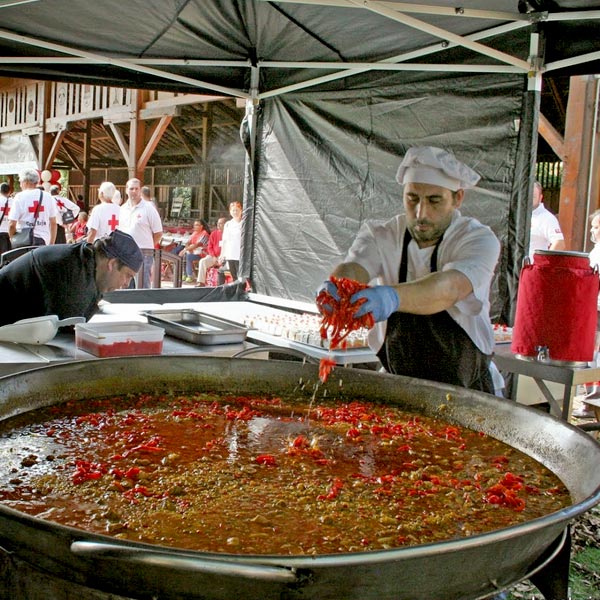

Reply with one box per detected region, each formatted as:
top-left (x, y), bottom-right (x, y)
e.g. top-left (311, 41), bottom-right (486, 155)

top-left (529, 527), bottom-right (571, 600)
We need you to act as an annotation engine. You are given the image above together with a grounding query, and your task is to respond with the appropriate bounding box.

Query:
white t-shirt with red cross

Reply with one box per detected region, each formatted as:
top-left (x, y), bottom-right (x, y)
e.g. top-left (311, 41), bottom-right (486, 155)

top-left (8, 188), bottom-right (58, 245)
top-left (88, 202), bottom-right (121, 239)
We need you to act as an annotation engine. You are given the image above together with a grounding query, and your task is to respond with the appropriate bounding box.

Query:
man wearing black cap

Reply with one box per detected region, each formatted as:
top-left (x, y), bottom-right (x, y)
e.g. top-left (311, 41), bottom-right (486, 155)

top-left (0, 230), bottom-right (142, 325)
top-left (318, 146), bottom-right (501, 394)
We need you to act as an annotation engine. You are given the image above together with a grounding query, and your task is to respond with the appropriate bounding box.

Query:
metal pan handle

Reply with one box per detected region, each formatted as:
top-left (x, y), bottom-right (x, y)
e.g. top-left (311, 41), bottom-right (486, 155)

top-left (70, 541), bottom-right (299, 583)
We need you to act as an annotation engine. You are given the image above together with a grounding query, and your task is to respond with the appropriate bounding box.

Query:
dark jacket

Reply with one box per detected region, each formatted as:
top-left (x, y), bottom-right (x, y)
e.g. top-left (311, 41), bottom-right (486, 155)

top-left (0, 242), bottom-right (100, 325)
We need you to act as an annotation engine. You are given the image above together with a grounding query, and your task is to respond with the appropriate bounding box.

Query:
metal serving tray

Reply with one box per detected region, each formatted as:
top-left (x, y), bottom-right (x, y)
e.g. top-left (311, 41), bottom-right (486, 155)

top-left (143, 309), bottom-right (248, 345)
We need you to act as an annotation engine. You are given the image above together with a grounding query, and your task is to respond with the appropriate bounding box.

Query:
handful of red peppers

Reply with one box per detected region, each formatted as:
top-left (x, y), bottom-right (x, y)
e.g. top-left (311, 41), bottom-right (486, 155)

top-left (316, 277), bottom-right (375, 383)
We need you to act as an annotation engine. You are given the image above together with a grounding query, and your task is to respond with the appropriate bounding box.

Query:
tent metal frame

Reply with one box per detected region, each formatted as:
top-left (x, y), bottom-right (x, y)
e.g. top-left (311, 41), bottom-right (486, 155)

top-left (0, 3), bottom-right (596, 101)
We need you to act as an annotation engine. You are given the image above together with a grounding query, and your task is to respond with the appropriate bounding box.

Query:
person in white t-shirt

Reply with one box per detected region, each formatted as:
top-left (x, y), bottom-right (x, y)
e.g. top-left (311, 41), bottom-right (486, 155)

top-left (87, 181), bottom-right (121, 243)
top-left (0, 182), bottom-right (12, 253)
top-left (50, 185), bottom-right (80, 244)
top-left (8, 168), bottom-right (57, 246)
top-left (528, 181), bottom-right (565, 260)
top-left (118, 178), bottom-right (163, 288)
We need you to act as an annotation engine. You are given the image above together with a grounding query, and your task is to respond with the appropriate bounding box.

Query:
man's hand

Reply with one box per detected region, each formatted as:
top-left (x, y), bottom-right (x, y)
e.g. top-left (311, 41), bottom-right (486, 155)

top-left (351, 286), bottom-right (400, 323)
top-left (315, 280), bottom-right (340, 315)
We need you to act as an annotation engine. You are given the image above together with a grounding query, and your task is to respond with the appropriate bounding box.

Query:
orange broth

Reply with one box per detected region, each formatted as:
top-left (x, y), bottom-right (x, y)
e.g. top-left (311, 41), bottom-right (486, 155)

top-left (0, 392), bottom-right (570, 555)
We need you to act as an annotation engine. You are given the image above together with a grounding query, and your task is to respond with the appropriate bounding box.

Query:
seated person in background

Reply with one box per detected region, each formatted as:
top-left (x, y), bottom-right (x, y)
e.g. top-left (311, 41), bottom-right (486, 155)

top-left (70, 211), bottom-right (88, 242)
top-left (196, 217), bottom-right (226, 287)
top-left (177, 219), bottom-right (210, 283)
top-left (0, 230), bottom-right (142, 325)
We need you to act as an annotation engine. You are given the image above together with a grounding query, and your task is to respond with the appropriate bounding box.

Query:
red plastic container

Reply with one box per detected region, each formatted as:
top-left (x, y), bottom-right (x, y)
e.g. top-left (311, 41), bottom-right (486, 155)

top-left (75, 322), bottom-right (164, 357)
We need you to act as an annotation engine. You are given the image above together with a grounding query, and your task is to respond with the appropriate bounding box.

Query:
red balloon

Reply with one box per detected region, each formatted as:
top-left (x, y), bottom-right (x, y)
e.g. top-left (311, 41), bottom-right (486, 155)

top-left (50, 170), bottom-right (61, 184)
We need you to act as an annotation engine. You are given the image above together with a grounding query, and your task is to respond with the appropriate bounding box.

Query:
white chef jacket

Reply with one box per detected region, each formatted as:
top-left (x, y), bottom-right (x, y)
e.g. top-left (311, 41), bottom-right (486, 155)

top-left (344, 210), bottom-right (500, 356)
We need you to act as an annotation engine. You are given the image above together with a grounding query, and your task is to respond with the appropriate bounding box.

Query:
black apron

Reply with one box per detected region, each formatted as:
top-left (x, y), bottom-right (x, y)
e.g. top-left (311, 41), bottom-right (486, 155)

top-left (377, 230), bottom-right (494, 394)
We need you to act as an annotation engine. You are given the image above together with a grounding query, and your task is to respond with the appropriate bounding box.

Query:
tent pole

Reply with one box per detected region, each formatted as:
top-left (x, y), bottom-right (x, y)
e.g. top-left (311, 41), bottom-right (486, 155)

top-left (500, 28), bottom-right (543, 327)
top-left (240, 66), bottom-right (261, 288)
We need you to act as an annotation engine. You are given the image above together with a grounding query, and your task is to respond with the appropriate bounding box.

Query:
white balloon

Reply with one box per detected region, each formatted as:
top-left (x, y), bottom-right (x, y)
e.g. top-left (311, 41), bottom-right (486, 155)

top-left (42, 182), bottom-right (51, 191)
top-left (41, 170), bottom-right (52, 182)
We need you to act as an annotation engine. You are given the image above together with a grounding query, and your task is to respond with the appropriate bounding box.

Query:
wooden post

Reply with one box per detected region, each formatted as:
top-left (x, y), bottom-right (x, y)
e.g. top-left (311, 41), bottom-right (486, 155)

top-left (558, 75), bottom-right (600, 252)
top-left (199, 105), bottom-right (212, 218)
top-left (82, 120), bottom-right (92, 210)
top-left (129, 89), bottom-right (146, 181)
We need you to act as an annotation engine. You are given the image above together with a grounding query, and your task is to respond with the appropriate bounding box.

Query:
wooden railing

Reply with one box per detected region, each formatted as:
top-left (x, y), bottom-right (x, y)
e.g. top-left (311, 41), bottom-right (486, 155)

top-left (0, 81), bottom-right (204, 134)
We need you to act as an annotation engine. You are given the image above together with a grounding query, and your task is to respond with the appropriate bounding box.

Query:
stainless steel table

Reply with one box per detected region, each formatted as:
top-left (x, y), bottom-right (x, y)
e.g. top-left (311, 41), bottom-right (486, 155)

top-left (160, 300), bottom-right (379, 366)
top-left (0, 297), bottom-right (378, 378)
top-left (0, 330), bottom-right (252, 377)
top-left (493, 344), bottom-right (600, 421)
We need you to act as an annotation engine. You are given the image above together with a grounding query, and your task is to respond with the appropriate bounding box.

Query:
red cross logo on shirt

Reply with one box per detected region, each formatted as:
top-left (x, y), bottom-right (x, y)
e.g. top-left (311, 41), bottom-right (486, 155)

top-left (0, 203), bottom-right (8, 216)
top-left (28, 201), bottom-right (44, 214)
top-left (108, 214), bottom-right (119, 231)
top-left (56, 199), bottom-right (65, 210)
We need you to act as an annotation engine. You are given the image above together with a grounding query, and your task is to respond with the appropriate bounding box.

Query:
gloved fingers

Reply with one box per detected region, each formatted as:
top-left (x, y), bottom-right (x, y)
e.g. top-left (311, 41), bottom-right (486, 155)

top-left (350, 290), bottom-right (369, 318)
top-left (318, 280), bottom-right (340, 302)
top-left (350, 285), bottom-right (399, 323)
top-left (316, 280), bottom-right (341, 315)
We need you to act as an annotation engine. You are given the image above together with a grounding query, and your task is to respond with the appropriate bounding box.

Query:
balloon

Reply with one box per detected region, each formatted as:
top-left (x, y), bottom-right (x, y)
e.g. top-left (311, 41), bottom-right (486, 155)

top-left (41, 170), bottom-right (52, 182)
top-left (42, 182), bottom-right (51, 191)
top-left (51, 170), bottom-right (61, 184)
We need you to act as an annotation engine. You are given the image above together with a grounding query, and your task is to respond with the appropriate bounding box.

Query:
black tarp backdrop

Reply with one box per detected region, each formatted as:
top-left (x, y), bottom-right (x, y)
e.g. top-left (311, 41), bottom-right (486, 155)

top-left (246, 71), bottom-right (527, 322)
top-left (0, 0), bottom-right (597, 320)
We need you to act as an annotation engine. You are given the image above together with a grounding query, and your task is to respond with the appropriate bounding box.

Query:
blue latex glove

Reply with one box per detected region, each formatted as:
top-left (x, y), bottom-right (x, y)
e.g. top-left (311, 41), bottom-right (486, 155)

top-left (316, 280), bottom-right (340, 314)
top-left (351, 286), bottom-right (400, 323)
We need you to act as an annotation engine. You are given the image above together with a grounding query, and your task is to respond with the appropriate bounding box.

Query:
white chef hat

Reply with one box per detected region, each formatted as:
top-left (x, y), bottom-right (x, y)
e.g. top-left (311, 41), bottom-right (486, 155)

top-left (395, 146), bottom-right (480, 191)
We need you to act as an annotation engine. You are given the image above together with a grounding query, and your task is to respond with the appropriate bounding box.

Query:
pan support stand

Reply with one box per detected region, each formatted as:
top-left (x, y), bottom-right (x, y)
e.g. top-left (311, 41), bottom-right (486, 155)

top-left (527, 527), bottom-right (571, 600)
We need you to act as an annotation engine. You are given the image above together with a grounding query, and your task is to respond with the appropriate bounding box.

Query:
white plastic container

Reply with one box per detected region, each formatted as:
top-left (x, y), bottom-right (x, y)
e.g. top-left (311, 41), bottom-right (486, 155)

top-left (75, 322), bottom-right (164, 357)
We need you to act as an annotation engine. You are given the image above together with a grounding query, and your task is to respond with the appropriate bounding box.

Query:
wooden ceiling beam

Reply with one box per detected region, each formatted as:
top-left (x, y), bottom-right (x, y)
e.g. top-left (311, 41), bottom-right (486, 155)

top-left (538, 112), bottom-right (565, 161)
top-left (108, 122), bottom-right (130, 164)
top-left (137, 115), bottom-right (172, 174)
top-left (171, 121), bottom-right (202, 165)
top-left (546, 77), bottom-right (567, 124)
top-left (43, 130), bottom-right (67, 170)
top-left (61, 142), bottom-right (84, 172)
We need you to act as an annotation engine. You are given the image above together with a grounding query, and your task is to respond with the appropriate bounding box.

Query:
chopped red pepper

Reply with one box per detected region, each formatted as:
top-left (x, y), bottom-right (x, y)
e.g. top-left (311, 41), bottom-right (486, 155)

top-left (255, 454), bottom-right (277, 466)
top-left (318, 477), bottom-right (344, 501)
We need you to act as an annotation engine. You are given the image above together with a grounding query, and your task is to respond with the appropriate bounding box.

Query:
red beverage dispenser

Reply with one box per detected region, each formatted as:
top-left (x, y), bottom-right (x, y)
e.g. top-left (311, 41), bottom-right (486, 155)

top-left (511, 250), bottom-right (599, 365)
